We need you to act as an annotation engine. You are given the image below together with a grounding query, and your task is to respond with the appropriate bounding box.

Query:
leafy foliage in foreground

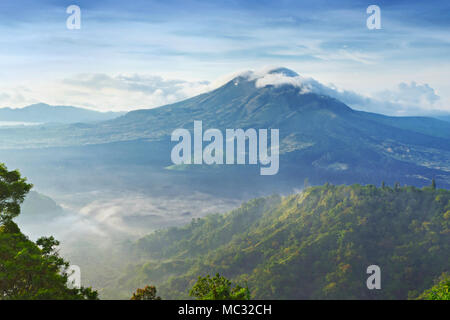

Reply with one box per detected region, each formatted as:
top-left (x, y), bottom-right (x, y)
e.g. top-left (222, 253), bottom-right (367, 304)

top-left (131, 285), bottom-right (161, 300)
top-left (0, 163), bottom-right (32, 223)
top-left (0, 163), bottom-right (98, 300)
top-left (0, 221), bottom-right (98, 300)
top-left (189, 273), bottom-right (250, 300)
top-left (115, 183), bottom-right (449, 299)
top-left (419, 273), bottom-right (450, 300)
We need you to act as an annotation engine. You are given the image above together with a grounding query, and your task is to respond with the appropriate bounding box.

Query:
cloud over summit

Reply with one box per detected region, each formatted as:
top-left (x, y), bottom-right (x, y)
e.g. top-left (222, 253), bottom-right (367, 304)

top-left (0, 66), bottom-right (446, 117)
top-left (242, 67), bottom-right (445, 116)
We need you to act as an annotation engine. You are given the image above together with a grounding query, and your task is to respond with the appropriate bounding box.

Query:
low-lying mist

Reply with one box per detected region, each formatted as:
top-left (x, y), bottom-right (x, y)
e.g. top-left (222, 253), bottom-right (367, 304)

top-left (16, 186), bottom-right (242, 297)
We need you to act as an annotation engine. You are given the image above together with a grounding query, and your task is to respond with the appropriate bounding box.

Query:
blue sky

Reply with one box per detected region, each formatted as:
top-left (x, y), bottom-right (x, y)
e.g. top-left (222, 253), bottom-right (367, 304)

top-left (0, 0), bottom-right (449, 114)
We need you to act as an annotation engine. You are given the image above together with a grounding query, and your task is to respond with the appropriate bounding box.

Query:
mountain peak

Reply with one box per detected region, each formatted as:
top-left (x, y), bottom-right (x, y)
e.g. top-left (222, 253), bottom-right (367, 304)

top-left (267, 67), bottom-right (299, 77)
top-left (225, 67), bottom-right (302, 92)
top-left (228, 67), bottom-right (300, 84)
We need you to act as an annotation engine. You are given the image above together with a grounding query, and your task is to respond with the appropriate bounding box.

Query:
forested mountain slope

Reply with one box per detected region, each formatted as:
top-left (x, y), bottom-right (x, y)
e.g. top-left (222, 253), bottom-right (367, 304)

top-left (107, 183), bottom-right (450, 299)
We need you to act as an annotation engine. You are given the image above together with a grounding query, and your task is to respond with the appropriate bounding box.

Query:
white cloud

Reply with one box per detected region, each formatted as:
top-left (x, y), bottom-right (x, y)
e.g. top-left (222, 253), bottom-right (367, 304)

top-left (0, 67), bottom-right (447, 116)
top-left (0, 73), bottom-right (219, 112)
top-left (246, 67), bottom-right (447, 116)
top-left (255, 73), bottom-right (308, 92)
top-left (377, 82), bottom-right (440, 108)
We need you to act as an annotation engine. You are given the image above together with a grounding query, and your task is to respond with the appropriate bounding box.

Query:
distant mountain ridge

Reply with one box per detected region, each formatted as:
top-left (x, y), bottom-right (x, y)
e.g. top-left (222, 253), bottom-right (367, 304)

top-left (1, 67), bottom-right (450, 189)
top-left (0, 103), bottom-right (124, 124)
top-left (16, 191), bottom-right (65, 223)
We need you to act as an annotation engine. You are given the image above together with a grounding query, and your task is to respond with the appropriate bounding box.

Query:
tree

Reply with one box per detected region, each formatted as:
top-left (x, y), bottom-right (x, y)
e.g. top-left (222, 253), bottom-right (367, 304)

top-left (189, 273), bottom-right (250, 300)
top-left (431, 178), bottom-right (436, 190)
top-left (0, 220), bottom-right (98, 299)
top-left (0, 163), bottom-right (32, 223)
top-left (418, 274), bottom-right (450, 300)
top-left (131, 285), bottom-right (161, 300)
top-left (0, 163), bottom-right (98, 300)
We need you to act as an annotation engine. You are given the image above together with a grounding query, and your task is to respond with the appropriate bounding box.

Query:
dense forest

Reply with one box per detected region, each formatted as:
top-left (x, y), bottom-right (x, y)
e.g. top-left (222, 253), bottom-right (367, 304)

top-left (107, 183), bottom-right (450, 299)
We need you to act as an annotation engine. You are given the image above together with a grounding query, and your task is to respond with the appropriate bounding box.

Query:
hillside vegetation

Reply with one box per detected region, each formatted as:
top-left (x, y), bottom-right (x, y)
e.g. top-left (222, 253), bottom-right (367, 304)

top-left (108, 183), bottom-right (450, 299)
top-left (0, 163), bottom-right (97, 299)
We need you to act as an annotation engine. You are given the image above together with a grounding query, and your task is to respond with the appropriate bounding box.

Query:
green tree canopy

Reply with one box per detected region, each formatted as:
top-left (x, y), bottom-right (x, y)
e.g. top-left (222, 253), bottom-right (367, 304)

top-left (0, 163), bottom-right (98, 300)
top-left (0, 163), bottom-right (32, 223)
top-left (131, 285), bottom-right (161, 300)
top-left (189, 273), bottom-right (250, 300)
top-left (419, 273), bottom-right (450, 300)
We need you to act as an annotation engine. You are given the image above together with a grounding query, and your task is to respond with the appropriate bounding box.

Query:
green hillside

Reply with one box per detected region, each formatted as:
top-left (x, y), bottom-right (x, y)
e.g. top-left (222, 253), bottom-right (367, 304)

top-left (108, 183), bottom-right (450, 299)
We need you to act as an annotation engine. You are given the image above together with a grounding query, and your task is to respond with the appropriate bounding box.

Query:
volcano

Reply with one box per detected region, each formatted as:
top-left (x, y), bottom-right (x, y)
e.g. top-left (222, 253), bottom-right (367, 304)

top-left (1, 67), bottom-right (450, 193)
